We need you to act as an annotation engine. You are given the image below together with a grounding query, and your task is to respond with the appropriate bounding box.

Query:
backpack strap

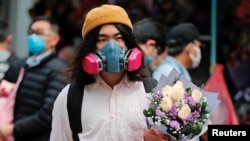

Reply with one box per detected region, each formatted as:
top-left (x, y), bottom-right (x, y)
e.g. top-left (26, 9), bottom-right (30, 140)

top-left (67, 77), bottom-right (157, 141)
top-left (142, 77), bottom-right (158, 93)
top-left (67, 79), bottom-right (85, 141)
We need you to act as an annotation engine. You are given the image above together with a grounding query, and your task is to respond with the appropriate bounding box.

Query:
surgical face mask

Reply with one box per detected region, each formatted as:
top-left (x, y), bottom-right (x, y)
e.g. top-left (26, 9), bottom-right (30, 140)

top-left (189, 44), bottom-right (201, 68)
top-left (99, 40), bottom-right (126, 73)
top-left (145, 55), bottom-right (155, 66)
top-left (145, 54), bottom-right (159, 66)
top-left (27, 34), bottom-right (46, 55)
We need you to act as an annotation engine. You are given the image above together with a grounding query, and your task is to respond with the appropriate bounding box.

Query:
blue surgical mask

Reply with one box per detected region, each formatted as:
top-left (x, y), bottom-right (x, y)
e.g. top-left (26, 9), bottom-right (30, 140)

top-left (27, 34), bottom-right (46, 55)
top-left (99, 40), bottom-right (126, 73)
top-left (145, 54), bottom-right (158, 66)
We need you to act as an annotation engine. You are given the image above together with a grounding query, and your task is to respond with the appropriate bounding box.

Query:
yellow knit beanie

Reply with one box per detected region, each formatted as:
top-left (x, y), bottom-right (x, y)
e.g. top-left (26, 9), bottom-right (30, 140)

top-left (82, 4), bottom-right (133, 38)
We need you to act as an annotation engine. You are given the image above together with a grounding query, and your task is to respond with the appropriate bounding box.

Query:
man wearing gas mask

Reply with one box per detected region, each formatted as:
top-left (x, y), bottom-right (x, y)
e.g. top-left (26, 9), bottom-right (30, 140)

top-left (50, 4), bottom-right (167, 141)
top-left (153, 23), bottom-right (205, 81)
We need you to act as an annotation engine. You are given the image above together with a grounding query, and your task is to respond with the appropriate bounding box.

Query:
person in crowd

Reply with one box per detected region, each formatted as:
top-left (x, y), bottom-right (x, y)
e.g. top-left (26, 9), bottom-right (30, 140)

top-left (0, 18), bottom-right (18, 81)
top-left (0, 16), bottom-right (68, 141)
top-left (0, 18), bottom-right (18, 141)
top-left (153, 23), bottom-right (204, 81)
top-left (49, 4), bottom-right (168, 141)
top-left (132, 18), bottom-right (168, 75)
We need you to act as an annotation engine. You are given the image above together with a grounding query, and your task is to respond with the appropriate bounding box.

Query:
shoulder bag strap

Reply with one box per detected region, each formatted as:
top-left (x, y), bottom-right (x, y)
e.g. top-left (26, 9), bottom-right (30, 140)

top-left (67, 79), bottom-right (85, 141)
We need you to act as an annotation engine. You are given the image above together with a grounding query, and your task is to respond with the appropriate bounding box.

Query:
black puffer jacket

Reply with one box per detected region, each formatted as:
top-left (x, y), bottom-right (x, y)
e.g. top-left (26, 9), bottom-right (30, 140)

top-left (4, 52), bottom-right (68, 141)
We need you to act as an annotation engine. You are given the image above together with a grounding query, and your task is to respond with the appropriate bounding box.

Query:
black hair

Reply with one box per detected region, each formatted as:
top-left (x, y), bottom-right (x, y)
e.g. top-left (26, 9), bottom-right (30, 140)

top-left (28, 16), bottom-right (60, 34)
top-left (27, 16), bottom-right (63, 52)
top-left (133, 18), bottom-right (167, 54)
top-left (166, 38), bottom-right (188, 56)
top-left (66, 23), bottom-right (150, 84)
top-left (0, 18), bottom-right (10, 42)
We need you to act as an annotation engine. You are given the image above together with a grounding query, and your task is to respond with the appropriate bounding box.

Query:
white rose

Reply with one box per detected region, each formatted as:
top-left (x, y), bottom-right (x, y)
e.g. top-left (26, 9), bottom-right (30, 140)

top-left (171, 81), bottom-right (185, 101)
top-left (178, 104), bottom-right (191, 119)
top-left (160, 96), bottom-right (173, 112)
top-left (175, 80), bottom-right (183, 86)
top-left (192, 89), bottom-right (202, 103)
top-left (161, 85), bottom-right (172, 97)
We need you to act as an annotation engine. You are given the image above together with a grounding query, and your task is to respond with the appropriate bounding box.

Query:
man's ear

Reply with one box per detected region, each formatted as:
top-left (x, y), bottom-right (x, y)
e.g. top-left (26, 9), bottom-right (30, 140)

top-left (51, 34), bottom-right (60, 47)
top-left (145, 39), bottom-right (158, 55)
top-left (145, 39), bottom-right (156, 49)
top-left (185, 42), bottom-right (193, 53)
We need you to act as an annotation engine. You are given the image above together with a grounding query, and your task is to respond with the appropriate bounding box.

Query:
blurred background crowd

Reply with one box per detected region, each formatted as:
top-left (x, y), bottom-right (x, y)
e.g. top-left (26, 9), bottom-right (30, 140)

top-left (1, 0), bottom-right (250, 125)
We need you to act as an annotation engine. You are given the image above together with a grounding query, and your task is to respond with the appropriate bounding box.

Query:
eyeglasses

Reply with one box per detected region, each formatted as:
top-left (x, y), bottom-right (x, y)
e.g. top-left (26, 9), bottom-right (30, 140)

top-left (28, 30), bottom-right (55, 36)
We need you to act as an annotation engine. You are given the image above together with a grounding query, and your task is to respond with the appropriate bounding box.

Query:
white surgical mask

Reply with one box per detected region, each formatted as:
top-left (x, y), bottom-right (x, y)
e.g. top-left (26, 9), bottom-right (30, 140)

top-left (189, 44), bottom-right (201, 68)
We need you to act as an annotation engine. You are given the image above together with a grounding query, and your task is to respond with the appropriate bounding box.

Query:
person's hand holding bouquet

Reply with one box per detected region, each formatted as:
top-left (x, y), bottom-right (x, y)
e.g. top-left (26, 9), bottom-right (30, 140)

top-left (144, 127), bottom-right (169, 141)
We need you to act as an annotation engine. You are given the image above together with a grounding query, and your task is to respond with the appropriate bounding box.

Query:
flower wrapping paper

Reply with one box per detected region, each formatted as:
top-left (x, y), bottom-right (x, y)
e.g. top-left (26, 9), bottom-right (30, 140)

top-left (144, 68), bottom-right (220, 141)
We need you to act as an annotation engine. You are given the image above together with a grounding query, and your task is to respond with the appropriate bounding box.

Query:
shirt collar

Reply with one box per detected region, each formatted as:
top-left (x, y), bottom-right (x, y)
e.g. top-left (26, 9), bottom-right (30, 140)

top-left (26, 52), bottom-right (52, 67)
top-left (90, 74), bottom-right (134, 90)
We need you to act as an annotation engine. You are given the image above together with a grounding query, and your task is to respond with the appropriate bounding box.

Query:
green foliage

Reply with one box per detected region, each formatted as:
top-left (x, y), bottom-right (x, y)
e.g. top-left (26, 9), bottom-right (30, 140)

top-left (192, 123), bottom-right (203, 135)
top-left (143, 107), bottom-right (156, 117)
top-left (186, 87), bottom-right (192, 96)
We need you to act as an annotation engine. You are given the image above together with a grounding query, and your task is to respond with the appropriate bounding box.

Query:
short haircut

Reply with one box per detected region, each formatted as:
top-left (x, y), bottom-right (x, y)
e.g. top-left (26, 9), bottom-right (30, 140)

top-left (133, 18), bottom-right (166, 54)
top-left (28, 16), bottom-right (59, 34)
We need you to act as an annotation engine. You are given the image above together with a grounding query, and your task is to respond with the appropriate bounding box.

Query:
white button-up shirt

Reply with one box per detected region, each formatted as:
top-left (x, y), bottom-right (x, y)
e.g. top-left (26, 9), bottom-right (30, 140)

top-left (50, 75), bottom-right (151, 141)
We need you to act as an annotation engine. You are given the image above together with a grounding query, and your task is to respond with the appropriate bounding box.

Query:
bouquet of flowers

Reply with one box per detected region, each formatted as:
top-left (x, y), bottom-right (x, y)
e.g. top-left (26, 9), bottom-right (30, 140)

top-left (143, 68), bottom-right (220, 141)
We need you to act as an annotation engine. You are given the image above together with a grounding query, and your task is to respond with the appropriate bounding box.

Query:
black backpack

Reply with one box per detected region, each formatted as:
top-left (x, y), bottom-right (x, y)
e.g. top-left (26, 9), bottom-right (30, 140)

top-left (67, 77), bottom-right (158, 141)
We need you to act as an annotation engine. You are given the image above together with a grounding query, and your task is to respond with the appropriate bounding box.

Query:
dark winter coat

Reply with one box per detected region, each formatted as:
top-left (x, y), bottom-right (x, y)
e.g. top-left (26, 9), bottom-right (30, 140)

top-left (4, 52), bottom-right (68, 141)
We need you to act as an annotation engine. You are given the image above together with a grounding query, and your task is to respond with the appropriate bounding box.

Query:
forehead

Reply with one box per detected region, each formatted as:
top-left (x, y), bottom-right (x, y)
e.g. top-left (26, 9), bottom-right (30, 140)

top-left (30, 20), bottom-right (51, 31)
top-left (99, 24), bottom-right (120, 36)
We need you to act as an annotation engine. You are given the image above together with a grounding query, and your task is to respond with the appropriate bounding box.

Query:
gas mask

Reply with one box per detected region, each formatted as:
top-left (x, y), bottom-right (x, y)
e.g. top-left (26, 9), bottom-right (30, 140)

top-left (100, 40), bottom-right (125, 73)
top-left (82, 40), bottom-right (143, 74)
